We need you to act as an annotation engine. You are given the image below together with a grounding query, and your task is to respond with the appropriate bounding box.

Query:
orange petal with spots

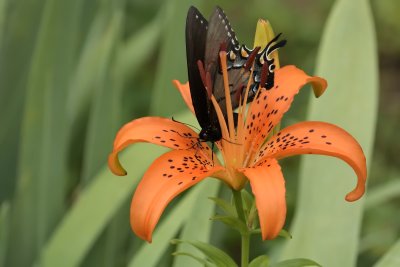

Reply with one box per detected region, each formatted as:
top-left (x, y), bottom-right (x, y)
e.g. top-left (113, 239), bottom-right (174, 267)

top-left (238, 158), bottom-right (286, 240)
top-left (130, 149), bottom-right (223, 242)
top-left (172, 80), bottom-right (195, 114)
top-left (243, 65), bottom-right (327, 152)
top-left (256, 121), bottom-right (367, 201)
top-left (108, 117), bottom-right (208, 176)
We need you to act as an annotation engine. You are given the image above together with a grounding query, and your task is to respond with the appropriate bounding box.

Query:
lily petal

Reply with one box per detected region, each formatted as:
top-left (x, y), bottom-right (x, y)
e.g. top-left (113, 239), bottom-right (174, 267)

top-left (108, 117), bottom-right (207, 175)
top-left (130, 149), bottom-right (223, 242)
top-left (244, 65), bottom-right (327, 152)
top-left (172, 80), bottom-right (195, 114)
top-left (238, 158), bottom-right (286, 240)
top-left (256, 121), bottom-right (367, 201)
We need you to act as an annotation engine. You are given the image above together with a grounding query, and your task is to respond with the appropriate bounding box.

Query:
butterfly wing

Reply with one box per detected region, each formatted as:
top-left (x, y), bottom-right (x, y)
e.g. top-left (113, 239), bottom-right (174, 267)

top-left (205, 7), bottom-right (250, 120)
top-left (185, 6), bottom-right (211, 129)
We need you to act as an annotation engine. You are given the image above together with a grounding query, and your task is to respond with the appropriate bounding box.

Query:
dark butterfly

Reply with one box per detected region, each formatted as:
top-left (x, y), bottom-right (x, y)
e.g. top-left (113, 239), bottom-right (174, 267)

top-left (186, 6), bottom-right (253, 143)
top-left (185, 6), bottom-right (286, 143)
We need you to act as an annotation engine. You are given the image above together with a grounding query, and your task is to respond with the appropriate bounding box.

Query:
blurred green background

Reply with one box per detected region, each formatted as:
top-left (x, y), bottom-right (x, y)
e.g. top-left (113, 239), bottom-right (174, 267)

top-left (0, 0), bottom-right (399, 266)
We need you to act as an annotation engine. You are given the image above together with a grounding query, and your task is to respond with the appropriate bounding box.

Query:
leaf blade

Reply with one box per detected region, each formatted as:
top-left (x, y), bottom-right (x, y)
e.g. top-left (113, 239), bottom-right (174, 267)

top-left (279, 0), bottom-right (378, 265)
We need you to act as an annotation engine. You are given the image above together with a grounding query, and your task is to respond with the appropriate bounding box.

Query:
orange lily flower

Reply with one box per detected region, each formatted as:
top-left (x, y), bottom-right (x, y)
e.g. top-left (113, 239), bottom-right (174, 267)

top-left (108, 22), bottom-right (367, 243)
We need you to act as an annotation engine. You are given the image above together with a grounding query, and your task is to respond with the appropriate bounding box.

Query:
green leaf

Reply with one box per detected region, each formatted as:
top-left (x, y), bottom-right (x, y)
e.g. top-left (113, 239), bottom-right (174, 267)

top-left (150, 0), bottom-right (203, 116)
top-left (211, 215), bottom-right (248, 235)
top-left (172, 252), bottom-right (215, 267)
top-left (374, 239), bottom-right (400, 267)
top-left (0, 0), bottom-right (44, 203)
top-left (0, 202), bottom-right (10, 267)
top-left (39, 143), bottom-right (166, 267)
top-left (249, 255), bottom-right (270, 267)
top-left (208, 197), bottom-right (237, 217)
top-left (7, 0), bottom-right (84, 266)
top-left (241, 189), bottom-right (254, 213)
top-left (171, 239), bottom-right (238, 267)
top-left (173, 180), bottom-right (220, 267)
top-left (365, 177), bottom-right (400, 209)
top-left (280, 0), bottom-right (378, 265)
top-left (272, 258), bottom-right (321, 267)
top-left (128, 178), bottom-right (217, 267)
top-left (278, 229), bottom-right (292, 240)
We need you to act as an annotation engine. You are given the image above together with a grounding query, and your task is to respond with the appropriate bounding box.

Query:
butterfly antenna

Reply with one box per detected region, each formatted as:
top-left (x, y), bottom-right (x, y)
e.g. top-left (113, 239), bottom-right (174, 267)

top-left (171, 117), bottom-right (201, 131)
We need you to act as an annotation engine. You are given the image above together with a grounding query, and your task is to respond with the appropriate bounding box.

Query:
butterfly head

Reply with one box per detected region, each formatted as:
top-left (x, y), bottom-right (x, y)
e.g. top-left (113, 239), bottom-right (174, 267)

top-left (199, 125), bottom-right (222, 143)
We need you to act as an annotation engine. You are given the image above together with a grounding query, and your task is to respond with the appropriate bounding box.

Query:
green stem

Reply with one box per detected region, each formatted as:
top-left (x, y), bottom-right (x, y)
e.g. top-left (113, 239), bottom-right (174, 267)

top-left (232, 189), bottom-right (246, 222)
top-left (232, 189), bottom-right (249, 267)
top-left (241, 233), bottom-right (250, 267)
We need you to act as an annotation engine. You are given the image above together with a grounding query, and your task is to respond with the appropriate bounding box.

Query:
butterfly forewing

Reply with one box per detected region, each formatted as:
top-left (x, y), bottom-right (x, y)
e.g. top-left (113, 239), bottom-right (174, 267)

top-left (185, 6), bottom-right (210, 129)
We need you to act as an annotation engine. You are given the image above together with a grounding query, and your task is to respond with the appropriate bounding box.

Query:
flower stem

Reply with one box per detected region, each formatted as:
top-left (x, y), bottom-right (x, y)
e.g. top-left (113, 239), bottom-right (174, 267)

top-left (241, 233), bottom-right (250, 267)
top-left (232, 189), bottom-right (249, 267)
top-left (232, 189), bottom-right (246, 222)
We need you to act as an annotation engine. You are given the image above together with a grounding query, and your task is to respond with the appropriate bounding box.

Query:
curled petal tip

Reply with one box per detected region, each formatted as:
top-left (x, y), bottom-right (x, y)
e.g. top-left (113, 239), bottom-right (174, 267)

top-left (309, 76), bottom-right (328, 98)
top-left (108, 153), bottom-right (127, 176)
top-left (345, 184), bottom-right (366, 202)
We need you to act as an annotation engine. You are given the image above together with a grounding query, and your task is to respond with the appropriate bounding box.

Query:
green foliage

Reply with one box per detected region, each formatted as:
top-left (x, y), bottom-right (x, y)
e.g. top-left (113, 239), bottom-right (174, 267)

top-left (280, 0), bottom-right (378, 266)
top-left (271, 258), bottom-right (321, 267)
top-left (248, 255), bottom-right (269, 267)
top-left (0, 0), bottom-right (395, 266)
top-left (374, 239), bottom-right (400, 267)
top-left (171, 239), bottom-right (238, 267)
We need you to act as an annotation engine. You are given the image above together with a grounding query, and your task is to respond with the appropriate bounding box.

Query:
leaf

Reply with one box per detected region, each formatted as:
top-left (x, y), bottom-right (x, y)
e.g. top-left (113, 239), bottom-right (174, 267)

top-left (374, 239), bottom-right (400, 267)
top-left (211, 215), bottom-right (248, 235)
top-left (171, 239), bottom-right (238, 267)
top-left (279, 0), bottom-right (378, 265)
top-left (149, 0), bottom-right (203, 116)
top-left (278, 229), bottom-right (292, 240)
top-left (7, 1), bottom-right (84, 266)
top-left (0, 0), bottom-right (44, 203)
top-left (38, 143), bottom-right (165, 267)
top-left (249, 255), bottom-right (270, 267)
top-left (0, 202), bottom-right (10, 267)
top-left (77, 3), bottom-right (127, 267)
top-left (172, 252), bottom-right (215, 267)
top-left (208, 197), bottom-right (237, 217)
top-left (241, 189), bottom-right (254, 213)
top-left (272, 258), bottom-right (321, 267)
top-left (365, 177), bottom-right (400, 209)
top-left (128, 178), bottom-right (217, 267)
top-left (173, 180), bottom-right (220, 267)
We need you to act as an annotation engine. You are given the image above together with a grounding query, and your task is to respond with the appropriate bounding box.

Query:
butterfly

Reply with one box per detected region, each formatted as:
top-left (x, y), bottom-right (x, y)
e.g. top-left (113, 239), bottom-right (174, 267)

top-left (186, 6), bottom-right (254, 143)
top-left (185, 6), bottom-right (286, 143)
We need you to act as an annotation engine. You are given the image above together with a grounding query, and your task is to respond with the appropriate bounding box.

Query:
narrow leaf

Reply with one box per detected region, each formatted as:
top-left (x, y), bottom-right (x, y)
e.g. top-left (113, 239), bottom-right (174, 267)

top-left (173, 180), bottom-right (220, 267)
top-left (272, 258), bottom-right (321, 267)
top-left (374, 239), bottom-right (400, 267)
top-left (365, 177), bottom-right (400, 209)
top-left (280, 0), bottom-right (378, 265)
top-left (211, 215), bottom-right (248, 235)
top-left (8, 1), bottom-right (83, 266)
top-left (173, 252), bottom-right (215, 267)
top-left (39, 144), bottom-right (165, 267)
top-left (0, 202), bottom-right (10, 267)
top-left (249, 255), bottom-right (269, 267)
top-left (171, 239), bottom-right (238, 267)
top-left (150, 0), bottom-right (203, 116)
top-left (208, 197), bottom-right (236, 217)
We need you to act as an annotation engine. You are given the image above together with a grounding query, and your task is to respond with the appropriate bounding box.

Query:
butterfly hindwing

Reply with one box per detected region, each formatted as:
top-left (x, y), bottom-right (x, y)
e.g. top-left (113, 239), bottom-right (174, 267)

top-left (205, 7), bottom-right (249, 123)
